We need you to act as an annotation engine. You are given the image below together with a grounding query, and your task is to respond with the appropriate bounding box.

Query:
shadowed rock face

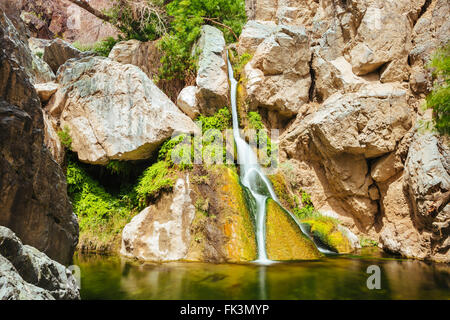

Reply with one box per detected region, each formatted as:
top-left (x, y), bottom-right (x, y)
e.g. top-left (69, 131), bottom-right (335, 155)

top-left (0, 10), bottom-right (78, 265)
top-left (0, 226), bottom-right (80, 300)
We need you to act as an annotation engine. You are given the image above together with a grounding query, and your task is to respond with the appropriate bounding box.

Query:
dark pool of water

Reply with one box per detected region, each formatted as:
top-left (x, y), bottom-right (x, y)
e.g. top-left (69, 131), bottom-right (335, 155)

top-left (73, 249), bottom-right (449, 300)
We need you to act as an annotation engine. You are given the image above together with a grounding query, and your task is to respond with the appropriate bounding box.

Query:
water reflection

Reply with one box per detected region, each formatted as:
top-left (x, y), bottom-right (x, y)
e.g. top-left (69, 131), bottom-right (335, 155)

top-left (73, 250), bottom-right (450, 300)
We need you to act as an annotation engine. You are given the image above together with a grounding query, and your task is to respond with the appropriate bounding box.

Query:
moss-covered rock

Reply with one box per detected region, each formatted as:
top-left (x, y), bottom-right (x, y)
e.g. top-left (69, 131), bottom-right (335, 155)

top-left (186, 165), bottom-right (257, 262)
top-left (265, 199), bottom-right (321, 260)
top-left (301, 218), bottom-right (352, 254)
top-left (267, 172), bottom-right (296, 211)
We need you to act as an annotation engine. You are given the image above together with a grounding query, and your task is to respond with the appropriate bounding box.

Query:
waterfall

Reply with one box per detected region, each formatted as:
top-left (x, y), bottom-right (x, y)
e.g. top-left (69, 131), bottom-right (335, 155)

top-left (226, 55), bottom-right (332, 263)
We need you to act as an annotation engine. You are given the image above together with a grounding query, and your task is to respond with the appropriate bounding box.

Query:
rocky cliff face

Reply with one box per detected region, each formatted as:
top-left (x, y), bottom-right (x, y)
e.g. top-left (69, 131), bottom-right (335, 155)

top-left (241, 0), bottom-right (449, 262)
top-left (0, 10), bottom-right (78, 265)
top-left (0, 0), bottom-right (117, 44)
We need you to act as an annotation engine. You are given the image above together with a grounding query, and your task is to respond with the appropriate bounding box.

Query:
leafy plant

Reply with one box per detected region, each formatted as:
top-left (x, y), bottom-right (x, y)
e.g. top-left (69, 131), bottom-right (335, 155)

top-left (66, 158), bottom-right (133, 228)
top-left (72, 37), bottom-right (119, 57)
top-left (159, 0), bottom-right (247, 80)
top-left (426, 43), bottom-right (450, 135)
top-left (360, 237), bottom-right (379, 248)
top-left (106, 160), bottom-right (133, 177)
top-left (135, 161), bottom-right (175, 206)
top-left (57, 125), bottom-right (72, 150)
top-left (197, 107), bottom-right (232, 133)
top-left (107, 0), bottom-right (168, 41)
top-left (233, 52), bottom-right (252, 79)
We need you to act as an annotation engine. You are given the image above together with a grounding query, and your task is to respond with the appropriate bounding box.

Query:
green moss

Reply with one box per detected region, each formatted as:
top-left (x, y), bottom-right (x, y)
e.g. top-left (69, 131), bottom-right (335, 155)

top-left (57, 125), bottom-right (72, 150)
top-left (265, 199), bottom-right (321, 260)
top-left (301, 218), bottom-right (351, 254)
top-left (246, 111), bottom-right (277, 167)
top-left (360, 237), bottom-right (379, 248)
top-left (232, 52), bottom-right (252, 79)
top-left (268, 172), bottom-right (295, 211)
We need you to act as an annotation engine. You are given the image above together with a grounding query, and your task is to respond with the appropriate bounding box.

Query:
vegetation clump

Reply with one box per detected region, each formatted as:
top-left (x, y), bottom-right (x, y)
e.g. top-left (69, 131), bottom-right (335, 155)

top-left (426, 43), bottom-right (449, 135)
top-left (72, 37), bottom-right (119, 57)
top-left (66, 156), bottom-right (136, 250)
top-left (57, 125), bottom-right (72, 150)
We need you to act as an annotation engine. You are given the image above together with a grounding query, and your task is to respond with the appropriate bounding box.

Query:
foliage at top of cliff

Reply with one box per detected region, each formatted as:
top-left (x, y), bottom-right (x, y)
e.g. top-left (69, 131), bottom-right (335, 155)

top-left (103, 0), bottom-right (246, 80)
top-left (427, 43), bottom-right (449, 135)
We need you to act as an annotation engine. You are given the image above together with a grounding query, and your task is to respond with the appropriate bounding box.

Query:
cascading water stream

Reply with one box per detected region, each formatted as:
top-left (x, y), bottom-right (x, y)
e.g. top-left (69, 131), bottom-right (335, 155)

top-left (227, 55), bottom-right (332, 264)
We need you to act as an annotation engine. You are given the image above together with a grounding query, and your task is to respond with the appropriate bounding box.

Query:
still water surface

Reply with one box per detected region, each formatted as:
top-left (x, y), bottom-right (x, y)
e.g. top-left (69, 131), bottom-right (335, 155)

top-left (74, 249), bottom-right (449, 300)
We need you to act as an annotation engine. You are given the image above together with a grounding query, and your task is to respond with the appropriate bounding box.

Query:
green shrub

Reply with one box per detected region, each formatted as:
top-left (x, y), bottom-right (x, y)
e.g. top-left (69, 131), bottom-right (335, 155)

top-left (135, 161), bottom-right (175, 206)
top-left (107, 0), bottom-right (167, 42)
top-left (197, 107), bottom-right (232, 133)
top-left (426, 43), bottom-right (450, 135)
top-left (66, 158), bottom-right (132, 230)
top-left (360, 237), bottom-right (378, 248)
top-left (72, 37), bottom-right (119, 57)
top-left (159, 0), bottom-right (246, 80)
top-left (57, 125), bottom-right (72, 150)
top-left (233, 52), bottom-right (252, 78)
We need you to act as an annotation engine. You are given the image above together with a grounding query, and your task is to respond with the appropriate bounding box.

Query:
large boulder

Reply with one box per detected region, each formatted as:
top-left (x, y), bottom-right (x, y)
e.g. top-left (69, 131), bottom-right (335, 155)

top-left (177, 86), bottom-right (200, 120)
top-left (108, 38), bottom-right (186, 102)
top-left (378, 128), bottom-right (450, 263)
top-left (343, 5), bottom-right (411, 78)
top-left (404, 131), bottom-right (450, 232)
top-left (0, 10), bottom-right (78, 265)
top-left (46, 56), bottom-right (198, 165)
top-left (238, 20), bottom-right (277, 55)
top-left (121, 176), bottom-right (196, 262)
top-left (0, 255), bottom-right (54, 300)
top-left (0, 226), bottom-right (80, 300)
top-left (195, 25), bottom-right (230, 116)
top-left (43, 38), bottom-right (90, 73)
top-left (242, 24), bottom-right (311, 118)
top-left (281, 83), bottom-right (412, 230)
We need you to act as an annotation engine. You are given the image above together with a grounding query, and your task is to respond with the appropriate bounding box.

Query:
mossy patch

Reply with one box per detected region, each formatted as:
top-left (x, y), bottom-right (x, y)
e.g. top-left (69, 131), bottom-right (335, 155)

top-left (265, 199), bottom-right (321, 260)
top-left (186, 165), bottom-right (257, 262)
top-left (301, 218), bottom-right (352, 254)
top-left (268, 172), bottom-right (296, 211)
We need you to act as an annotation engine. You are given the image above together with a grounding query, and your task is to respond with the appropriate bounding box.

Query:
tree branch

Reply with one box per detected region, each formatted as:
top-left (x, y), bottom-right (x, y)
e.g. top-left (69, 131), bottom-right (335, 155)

top-left (67, 0), bottom-right (111, 22)
top-left (199, 17), bottom-right (238, 42)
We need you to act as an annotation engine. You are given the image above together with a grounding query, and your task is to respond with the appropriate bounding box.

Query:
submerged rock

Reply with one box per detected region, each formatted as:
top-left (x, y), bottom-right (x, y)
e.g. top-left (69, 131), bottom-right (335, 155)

top-left (47, 56), bottom-right (198, 165)
top-left (0, 226), bottom-right (80, 300)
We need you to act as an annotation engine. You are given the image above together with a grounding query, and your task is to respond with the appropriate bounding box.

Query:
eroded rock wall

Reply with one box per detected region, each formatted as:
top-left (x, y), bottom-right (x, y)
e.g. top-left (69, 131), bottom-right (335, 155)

top-left (0, 10), bottom-right (78, 265)
top-left (242, 0), bottom-right (449, 262)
